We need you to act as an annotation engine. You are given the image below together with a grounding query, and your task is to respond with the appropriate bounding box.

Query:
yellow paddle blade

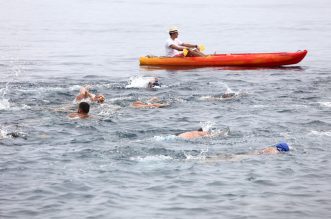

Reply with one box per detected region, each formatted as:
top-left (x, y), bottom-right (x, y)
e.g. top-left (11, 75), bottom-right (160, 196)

top-left (183, 48), bottom-right (189, 57)
top-left (198, 44), bottom-right (205, 52)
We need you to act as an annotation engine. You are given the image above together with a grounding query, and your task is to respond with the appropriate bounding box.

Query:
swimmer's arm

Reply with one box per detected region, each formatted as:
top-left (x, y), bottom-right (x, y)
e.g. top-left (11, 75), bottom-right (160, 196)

top-left (85, 91), bottom-right (96, 101)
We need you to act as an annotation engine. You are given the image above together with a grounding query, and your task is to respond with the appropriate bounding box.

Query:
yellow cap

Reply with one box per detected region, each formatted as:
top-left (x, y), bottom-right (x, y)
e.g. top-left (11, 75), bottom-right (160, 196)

top-left (169, 26), bottom-right (179, 33)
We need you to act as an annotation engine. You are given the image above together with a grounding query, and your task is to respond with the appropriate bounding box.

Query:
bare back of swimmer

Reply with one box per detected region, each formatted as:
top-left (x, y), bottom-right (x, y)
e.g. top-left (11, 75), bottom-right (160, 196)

top-left (177, 128), bottom-right (210, 139)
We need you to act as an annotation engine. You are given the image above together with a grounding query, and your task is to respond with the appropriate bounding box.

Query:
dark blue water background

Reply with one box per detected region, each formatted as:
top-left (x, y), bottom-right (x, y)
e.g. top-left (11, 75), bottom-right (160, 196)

top-left (1, 0), bottom-right (330, 218)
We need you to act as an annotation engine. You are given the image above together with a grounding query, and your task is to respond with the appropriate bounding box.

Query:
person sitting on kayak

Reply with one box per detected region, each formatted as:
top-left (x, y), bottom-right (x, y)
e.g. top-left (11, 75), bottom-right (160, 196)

top-left (165, 27), bottom-right (206, 57)
top-left (75, 86), bottom-right (105, 104)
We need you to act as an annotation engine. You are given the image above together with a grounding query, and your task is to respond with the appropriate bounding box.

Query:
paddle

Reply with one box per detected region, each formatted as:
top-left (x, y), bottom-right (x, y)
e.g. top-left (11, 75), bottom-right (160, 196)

top-left (198, 44), bottom-right (205, 52)
top-left (183, 44), bottom-right (205, 57)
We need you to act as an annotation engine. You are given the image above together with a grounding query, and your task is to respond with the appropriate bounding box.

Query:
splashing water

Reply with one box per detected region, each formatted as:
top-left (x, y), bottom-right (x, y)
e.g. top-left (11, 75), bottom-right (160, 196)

top-left (184, 148), bottom-right (208, 160)
top-left (0, 83), bottom-right (11, 110)
top-left (0, 99), bottom-right (10, 110)
top-left (97, 103), bottom-right (122, 117)
top-left (130, 155), bottom-right (173, 162)
top-left (153, 135), bottom-right (178, 142)
top-left (126, 76), bottom-right (153, 88)
top-left (0, 59), bottom-right (24, 110)
top-left (0, 128), bottom-right (9, 139)
top-left (69, 85), bottom-right (82, 91)
top-left (319, 102), bottom-right (331, 108)
top-left (223, 83), bottom-right (234, 94)
top-left (210, 127), bottom-right (230, 138)
top-left (208, 81), bottom-right (233, 93)
top-left (309, 130), bottom-right (331, 137)
top-left (223, 83), bottom-right (244, 97)
top-left (200, 121), bottom-right (216, 132)
top-left (199, 81), bottom-right (244, 101)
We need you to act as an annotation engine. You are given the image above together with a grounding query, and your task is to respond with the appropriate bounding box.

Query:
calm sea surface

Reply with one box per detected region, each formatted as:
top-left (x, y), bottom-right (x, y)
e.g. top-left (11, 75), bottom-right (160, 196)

top-left (1, 0), bottom-right (331, 218)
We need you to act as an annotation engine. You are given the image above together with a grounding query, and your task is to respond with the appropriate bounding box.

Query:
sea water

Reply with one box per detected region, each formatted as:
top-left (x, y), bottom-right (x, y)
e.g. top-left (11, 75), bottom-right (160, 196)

top-left (1, 0), bottom-right (331, 218)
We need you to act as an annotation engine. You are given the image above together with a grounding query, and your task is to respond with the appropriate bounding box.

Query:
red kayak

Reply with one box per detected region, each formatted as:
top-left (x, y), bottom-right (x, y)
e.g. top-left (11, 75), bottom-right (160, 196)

top-left (139, 50), bottom-right (307, 67)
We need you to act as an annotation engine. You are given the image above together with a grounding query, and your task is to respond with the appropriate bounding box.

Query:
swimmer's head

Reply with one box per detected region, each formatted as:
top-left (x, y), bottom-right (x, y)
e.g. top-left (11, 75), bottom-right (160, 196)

top-left (7, 132), bottom-right (20, 138)
top-left (275, 142), bottom-right (289, 152)
top-left (96, 95), bottom-right (105, 103)
top-left (222, 93), bottom-right (236, 99)
top-left (6, 132), bottom-right (27, 140)
top-left (78, 102), bottom-right (90, 114)
top-left (197, 128), bottom-right (203, 132)
top-left (152, 78), bottom-right (160, 87)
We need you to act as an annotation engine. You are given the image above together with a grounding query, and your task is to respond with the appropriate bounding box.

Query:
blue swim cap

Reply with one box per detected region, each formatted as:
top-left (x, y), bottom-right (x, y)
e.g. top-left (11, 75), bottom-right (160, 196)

top-left (275, 142), bottom-right (289, 152)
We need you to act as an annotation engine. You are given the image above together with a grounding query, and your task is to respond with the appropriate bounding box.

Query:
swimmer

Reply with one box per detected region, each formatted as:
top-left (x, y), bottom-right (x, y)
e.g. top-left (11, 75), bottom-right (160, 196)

top-left (201, 92), bottom-right (237, 101)
top-left (213, 92), bottom-right (236, 99)
top-left (221, 92), bottom-right (236, 99)
top-left (6, 132), bottom-right (28, 140)
top-left (132, 97), bottom-right (168, 109)
top-left (177, 128), bottom-right (210, 140)
top-left (75, 86), bottom-right (105, 103)
top-left (68, 102), bottom-right (90, 119)
top-left (255, 142), bottom-right (290, 155)
top-left (132, 101), bottom-right (167, 109)
top-left (207, 142), bottom-right (290, 162)
top-left (147, 78), bottom-right (161, 88)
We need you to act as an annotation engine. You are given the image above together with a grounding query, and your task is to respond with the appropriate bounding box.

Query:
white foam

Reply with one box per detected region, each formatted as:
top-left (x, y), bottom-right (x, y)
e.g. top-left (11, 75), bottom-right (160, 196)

top-left (209, 128), bottom-right (230, 137)
top-left (252, 104), bottom-right (267, 108)
top-left (130, 155), bottom-right (173, 161)
top-left (200, 121), bottom-right (215, 132)
top-left (97, 104), bottom-right (121, 117)
top-left (199, 95), bottom-right (213, 100)
top-left (319, 102), bottom-right (331, 108)
top-left (0, 98), bottom-right (10, 110)
top-left (153, 135), bottom-right (178, 142)
top-left (224, 84), bottom-right (234, 93)
top-left (69, 85), bottom-right (82, 91)
top-left (0, 128), bottom-right (9, 139)
top-left (21, 104), bottom-right (31, 110)
top-left (184, 154), bottom-right (207, 160)
top-left (309, 130), bottom-right (331, 137)
top-left (0, 99), bottom-right (31, 111)
top-left (126, 76), bottom-right (153, 88)
top-left (207, 81), bottom-right (238, 93)
top-left (184, 149), bottom-right (208, 160)
top-left (0, 83), bottom-right (11, 110)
